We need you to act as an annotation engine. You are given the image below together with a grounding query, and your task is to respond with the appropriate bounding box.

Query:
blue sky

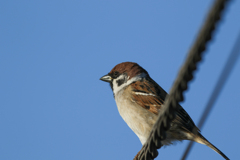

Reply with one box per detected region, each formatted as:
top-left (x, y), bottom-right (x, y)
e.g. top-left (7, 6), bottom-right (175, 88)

top-left (0, 1), bottom-right (240, 160)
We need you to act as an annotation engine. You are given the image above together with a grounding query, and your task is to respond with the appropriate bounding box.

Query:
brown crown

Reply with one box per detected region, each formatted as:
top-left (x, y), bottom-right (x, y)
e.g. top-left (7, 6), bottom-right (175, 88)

top-left (109, 62), bottom-right (149, 79)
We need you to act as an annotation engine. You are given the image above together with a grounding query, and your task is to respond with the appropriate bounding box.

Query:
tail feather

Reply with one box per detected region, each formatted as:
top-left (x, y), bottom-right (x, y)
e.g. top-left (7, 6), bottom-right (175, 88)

top-left (195, 133), bottom-right (229, 160)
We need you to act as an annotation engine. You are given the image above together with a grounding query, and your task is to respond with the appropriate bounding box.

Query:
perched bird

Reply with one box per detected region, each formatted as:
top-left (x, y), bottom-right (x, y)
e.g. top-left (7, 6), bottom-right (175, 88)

top-left (100, 62), bottom-right (229, 160)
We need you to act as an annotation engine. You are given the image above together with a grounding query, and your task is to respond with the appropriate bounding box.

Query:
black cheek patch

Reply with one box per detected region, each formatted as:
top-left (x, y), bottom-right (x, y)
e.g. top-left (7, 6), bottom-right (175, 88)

top-left (116, 78), bottom-right (126, 86)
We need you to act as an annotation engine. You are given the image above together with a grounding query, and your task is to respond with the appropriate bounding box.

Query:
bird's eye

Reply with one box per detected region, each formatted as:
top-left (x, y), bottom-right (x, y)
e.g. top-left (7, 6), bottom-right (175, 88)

top-left (112, 71), bottom-right (120, 78)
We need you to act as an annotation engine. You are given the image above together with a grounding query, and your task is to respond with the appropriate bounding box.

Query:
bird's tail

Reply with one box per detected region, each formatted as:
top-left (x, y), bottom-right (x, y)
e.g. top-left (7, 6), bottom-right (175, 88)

top-left (194, 133), bottom-right (229, 160)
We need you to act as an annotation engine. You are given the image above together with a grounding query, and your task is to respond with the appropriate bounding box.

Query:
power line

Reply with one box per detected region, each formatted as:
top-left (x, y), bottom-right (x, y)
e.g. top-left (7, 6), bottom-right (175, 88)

top-left (136, 0), bottom-right (230, 159)
top-left (181, 30), bottom-right (240, 160)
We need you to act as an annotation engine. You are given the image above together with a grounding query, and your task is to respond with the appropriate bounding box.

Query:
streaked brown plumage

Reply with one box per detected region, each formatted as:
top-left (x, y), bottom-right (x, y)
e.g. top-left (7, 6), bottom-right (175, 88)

top-left (100, 62), bottom-right (229, 160)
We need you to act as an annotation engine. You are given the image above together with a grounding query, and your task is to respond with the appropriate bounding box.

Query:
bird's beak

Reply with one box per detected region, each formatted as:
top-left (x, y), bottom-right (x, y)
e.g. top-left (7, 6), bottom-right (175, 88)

top-left (100, 74), bottom-right (112, 82)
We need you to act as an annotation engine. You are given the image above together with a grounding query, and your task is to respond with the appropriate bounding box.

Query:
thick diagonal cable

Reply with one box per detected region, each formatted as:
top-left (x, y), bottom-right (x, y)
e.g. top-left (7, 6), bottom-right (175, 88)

top-left (181, 30), bottom-right (240, 160)
top-left (136, 0), bottom-right (229, 159)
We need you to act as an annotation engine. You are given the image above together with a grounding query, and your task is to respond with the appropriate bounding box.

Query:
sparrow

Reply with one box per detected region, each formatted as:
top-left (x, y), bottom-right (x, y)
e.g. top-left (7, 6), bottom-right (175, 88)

top-left (100, 62), bottom-right (229, 160)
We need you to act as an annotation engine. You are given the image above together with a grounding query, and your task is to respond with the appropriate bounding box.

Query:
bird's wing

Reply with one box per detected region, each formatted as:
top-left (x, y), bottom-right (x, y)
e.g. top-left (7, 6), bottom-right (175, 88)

top-left (130, 78), bottom-right (165, 115)
top-left (130, 77), bottom-right (198, 133)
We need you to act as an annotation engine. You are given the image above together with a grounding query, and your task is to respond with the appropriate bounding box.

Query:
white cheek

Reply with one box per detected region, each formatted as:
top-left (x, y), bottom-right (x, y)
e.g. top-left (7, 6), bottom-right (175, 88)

top-left (112, 73), bottom-right (147, 95)
top-left (112, 80), bottom-right (118, 92)
top-left (112, 75), bottom-right (127, 95)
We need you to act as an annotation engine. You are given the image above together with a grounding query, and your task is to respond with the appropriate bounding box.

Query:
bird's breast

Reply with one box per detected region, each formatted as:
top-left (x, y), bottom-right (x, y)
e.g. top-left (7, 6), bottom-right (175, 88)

top-left (114, 90), bottom-right (157, 144)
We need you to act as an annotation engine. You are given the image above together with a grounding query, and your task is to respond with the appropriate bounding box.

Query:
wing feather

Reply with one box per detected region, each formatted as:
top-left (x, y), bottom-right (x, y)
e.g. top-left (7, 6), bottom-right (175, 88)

top-left (130, 77), bottom-right (198, 133)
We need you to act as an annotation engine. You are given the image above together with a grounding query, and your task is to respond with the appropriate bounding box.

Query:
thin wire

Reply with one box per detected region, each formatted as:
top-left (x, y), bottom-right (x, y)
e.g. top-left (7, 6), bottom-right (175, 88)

top-left (136, 0), bottom-right (230, 159)
top-left (181, 30), bottom-right (240, 160)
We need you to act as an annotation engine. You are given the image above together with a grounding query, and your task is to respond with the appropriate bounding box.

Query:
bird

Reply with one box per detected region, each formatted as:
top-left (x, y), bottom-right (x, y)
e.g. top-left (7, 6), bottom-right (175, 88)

top-left (100, 62), bottom-right (229, 160)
